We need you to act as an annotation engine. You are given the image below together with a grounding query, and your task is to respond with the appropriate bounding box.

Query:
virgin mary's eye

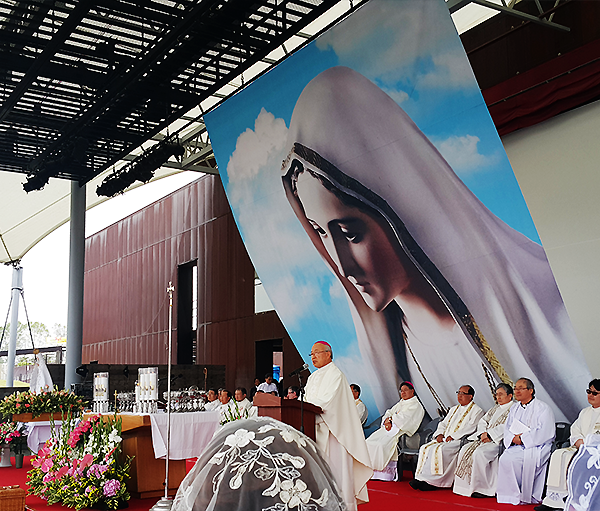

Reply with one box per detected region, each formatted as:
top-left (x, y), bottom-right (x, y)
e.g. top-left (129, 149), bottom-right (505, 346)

top-left (339, 223), bottom-right (364, 243)
top-left (308, 220), bottom-right (327, 237)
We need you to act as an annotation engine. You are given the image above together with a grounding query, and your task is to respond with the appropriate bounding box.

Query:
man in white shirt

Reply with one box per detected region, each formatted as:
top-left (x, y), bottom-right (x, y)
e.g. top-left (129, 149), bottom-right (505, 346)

top-left (535, 378), bottom-right (600, 511)
top-left (454, 382), bottom-right (514, 497)
top-left (218, 389), bottom-right (238, 423)
top-left (256, 373), bottom-right (279, 395)
top-left (367, 381), bottom-right (424, 481)
top-left (304, 340), bottom-right (372, 511)
top-left (497, 377), bottom-right (555, 506)
top-left (234, 387), bottom-right (253, 417)
top-left (350, 384), bottom-right (368, 425)
top-left (204, 388), bottom-right (220, 411)
top-left (410, 385), bottom-right (484, 490)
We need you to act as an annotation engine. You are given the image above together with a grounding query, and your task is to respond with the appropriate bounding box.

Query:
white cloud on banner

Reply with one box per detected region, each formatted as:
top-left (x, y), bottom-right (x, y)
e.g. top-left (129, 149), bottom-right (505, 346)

top-left (420, 52), bottom-right (476, 89)
top-left (316, 0), bottom-right (474, 96)
top-left (433, 134), bottom-right (499, 174)
top-left (227, 108), bottom-right (288, 180)
top-left (379, 86), bottom-right (409, 105)
top-left (226, 109), bottom-right (336, 328)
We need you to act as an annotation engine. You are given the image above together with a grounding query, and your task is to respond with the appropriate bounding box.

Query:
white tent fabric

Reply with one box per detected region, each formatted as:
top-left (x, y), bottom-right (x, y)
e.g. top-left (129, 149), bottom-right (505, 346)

top-left (0, 166), bottom-right (185, 264)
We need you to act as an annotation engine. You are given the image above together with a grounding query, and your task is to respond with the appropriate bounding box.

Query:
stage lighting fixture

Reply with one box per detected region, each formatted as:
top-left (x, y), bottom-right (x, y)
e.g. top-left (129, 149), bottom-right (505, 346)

top-left (76, 364), bottom-right (89, 378)
top-left (23, 167), bottom-right (52, 192)
top-left (97, 140), bottom-right (185, 197)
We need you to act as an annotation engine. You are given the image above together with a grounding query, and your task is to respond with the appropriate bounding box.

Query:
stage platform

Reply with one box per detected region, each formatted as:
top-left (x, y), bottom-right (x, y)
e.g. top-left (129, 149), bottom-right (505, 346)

top-left (3, 458), bottom-right (536, 511)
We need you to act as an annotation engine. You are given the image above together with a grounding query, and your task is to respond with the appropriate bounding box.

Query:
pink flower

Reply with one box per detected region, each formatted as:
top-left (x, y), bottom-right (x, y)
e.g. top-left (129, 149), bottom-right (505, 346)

top-left (56, 466), bottom-right (69, 479)
top-left (38, 445), bottom-right (51, 457)
top-left (41, 458), bottom-right (53, 473)
top-left (103, 479), bottom-right (120, 497)
top-left (80, 454), bottom-right (94, 469)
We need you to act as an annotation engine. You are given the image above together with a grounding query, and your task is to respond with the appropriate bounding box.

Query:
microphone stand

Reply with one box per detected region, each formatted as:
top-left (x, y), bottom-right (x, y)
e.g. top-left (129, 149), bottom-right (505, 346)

top-left (297, 372), bottom-right (305, 434)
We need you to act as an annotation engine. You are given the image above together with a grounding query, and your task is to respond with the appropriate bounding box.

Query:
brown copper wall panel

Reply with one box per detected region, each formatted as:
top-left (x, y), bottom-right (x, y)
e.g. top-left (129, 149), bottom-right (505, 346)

top-left (83, 174), bottom-right (299, 392)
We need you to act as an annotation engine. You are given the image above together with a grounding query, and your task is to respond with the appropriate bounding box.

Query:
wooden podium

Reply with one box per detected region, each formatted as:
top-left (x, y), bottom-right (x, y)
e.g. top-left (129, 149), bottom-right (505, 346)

top-left (253, 393), bottom-right (322, 442)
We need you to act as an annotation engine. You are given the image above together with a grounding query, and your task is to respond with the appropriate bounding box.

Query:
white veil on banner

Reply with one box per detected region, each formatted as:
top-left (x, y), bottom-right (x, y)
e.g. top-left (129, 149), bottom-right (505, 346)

top-left (204, 0), bottom-right (591, 422)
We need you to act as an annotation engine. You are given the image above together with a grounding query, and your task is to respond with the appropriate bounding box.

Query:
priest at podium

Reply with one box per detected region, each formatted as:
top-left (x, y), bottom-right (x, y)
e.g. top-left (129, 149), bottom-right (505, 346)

top-left (304, 340), bottom-right (373, 511)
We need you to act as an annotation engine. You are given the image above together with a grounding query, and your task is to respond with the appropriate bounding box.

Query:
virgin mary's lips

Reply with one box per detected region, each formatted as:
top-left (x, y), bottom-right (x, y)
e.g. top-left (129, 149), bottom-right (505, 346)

top-left (347, 276), bottom-right (370, 289)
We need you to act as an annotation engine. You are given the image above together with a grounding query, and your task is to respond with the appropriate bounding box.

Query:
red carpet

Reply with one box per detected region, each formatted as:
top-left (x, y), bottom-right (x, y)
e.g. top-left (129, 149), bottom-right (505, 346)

top-left (3, 460), bottom-right (536, 511)
top-left (362, 473), bottom-right (537, 511)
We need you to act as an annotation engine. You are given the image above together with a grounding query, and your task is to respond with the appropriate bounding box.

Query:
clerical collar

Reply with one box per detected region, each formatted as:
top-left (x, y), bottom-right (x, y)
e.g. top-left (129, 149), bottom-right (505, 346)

top-left (520, 397), bottom-right (535, 409)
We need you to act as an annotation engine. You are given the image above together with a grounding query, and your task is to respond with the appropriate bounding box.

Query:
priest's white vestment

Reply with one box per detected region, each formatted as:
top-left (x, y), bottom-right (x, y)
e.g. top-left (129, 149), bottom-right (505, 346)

top-left (304, 361), bottom-right (373, 511)
top-left (235, 397), bottom-right (254, 416)
top-left (204, 399), bottom-right (220, 411)
top-left (497, 398), bottom-right (555, 505)
top-left (541, 405), bottom-right (600, 509)
top-left (356, 399), bottom-right (368, 425)
top-left (366, 396), bottom-right (425, 471)
top-left (415, 402), bottom-right (484, 487)
top-left (453, 401), bottom-right (513, 497)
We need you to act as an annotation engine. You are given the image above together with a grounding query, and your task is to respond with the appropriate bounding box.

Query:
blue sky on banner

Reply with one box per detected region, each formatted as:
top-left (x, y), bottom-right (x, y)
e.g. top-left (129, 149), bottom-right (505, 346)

top-left (205, 0), bottom-right (541, 412)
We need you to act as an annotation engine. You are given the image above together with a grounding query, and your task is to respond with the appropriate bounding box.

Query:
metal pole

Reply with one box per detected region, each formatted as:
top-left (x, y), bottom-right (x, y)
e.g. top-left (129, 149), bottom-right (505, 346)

top-left (151, 282), bottom-right (174, 511)
top-left (6, 266), bottom-right (23, 386)
top-left (165, 281), bottom-right (174, 498)
top-left (65, 181), bottom-right (86, 390)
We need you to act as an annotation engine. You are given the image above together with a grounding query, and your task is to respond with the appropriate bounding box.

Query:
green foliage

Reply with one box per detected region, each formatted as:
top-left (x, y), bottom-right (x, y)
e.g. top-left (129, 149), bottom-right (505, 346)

top-left (220, 399), bottom-right (250, 425)
top-left (0, 387), bottom-right (86, 419)
top-left (0, 321), bottom-right (50, 349)
top-left (28, 412), bottom-right (131, 510)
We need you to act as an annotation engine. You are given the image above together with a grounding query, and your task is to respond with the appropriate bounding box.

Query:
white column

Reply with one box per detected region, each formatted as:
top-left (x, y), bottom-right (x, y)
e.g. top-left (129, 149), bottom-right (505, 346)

top-left (6, 266), bottom-right (23, 386)
top-left (64, 181), bottom-right (86, 390)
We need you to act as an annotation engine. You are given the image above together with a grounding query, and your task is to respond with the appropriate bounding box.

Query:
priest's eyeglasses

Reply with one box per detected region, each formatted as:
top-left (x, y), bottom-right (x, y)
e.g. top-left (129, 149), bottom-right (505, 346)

top-left (586, 389), bottom-right (600, 396)
top-left (456, 391), bottom-right (470, 395)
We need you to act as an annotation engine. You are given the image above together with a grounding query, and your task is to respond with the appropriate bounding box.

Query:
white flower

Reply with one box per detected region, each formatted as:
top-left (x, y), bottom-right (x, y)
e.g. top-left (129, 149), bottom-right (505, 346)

top-left (224, 429), bottom-right (255, 448)
top-left (280, 427), bottom-right (307, 448)
top-left (586, 446), bottom-right (600, 469)
top-left (108, 429), bottom-right (122, 445)
top-left (279, 479), bottom-right (311, 508)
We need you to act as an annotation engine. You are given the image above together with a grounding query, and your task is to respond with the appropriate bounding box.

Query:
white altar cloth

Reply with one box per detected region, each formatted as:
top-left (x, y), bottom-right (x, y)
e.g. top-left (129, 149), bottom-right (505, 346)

top-left (149, 411), bottom-right (220, 460)
top-left (25, 421), bottom-right (63, 453)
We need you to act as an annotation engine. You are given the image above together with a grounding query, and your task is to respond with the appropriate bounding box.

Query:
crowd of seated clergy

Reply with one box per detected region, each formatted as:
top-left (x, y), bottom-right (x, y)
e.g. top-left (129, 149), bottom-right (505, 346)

top-left (386, 376), bottom-right (600, 508)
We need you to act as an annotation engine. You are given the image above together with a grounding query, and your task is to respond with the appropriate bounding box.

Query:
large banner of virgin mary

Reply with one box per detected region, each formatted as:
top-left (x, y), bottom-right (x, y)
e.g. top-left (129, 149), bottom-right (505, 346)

top-left (204, 0), bottom-right (591, 422)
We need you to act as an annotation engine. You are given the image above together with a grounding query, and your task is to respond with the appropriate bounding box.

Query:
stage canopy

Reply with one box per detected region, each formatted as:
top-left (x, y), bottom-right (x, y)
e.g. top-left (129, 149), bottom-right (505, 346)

top-left (0, 0), bottom-right (563, 264)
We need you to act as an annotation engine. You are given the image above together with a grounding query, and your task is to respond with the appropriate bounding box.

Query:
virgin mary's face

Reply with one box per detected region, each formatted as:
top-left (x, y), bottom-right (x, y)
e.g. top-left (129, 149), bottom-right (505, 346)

top-left (296, 172), bottom-right (412, 312)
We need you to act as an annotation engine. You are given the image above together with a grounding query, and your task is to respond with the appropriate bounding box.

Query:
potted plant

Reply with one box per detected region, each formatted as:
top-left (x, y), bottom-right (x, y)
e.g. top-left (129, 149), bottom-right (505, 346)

top-left (0, 421), bottom-right (22, 468)
top-left (9, 422), bottom-right (27, 468)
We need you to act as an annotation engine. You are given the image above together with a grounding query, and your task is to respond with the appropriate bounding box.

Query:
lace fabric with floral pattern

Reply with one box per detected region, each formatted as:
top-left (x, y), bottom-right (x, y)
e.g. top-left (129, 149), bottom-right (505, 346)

top-left (172, 417), bottom-right (346, 511)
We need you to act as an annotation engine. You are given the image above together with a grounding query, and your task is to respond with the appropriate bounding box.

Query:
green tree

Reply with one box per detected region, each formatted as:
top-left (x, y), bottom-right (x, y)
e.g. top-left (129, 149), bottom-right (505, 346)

top-left (0, 321), bottom-right (50, 350)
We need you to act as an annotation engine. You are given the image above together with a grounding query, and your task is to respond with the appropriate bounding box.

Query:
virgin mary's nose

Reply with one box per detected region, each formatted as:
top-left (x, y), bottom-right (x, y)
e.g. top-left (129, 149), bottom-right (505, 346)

top-left (332, 236), bottom-right (362, 282)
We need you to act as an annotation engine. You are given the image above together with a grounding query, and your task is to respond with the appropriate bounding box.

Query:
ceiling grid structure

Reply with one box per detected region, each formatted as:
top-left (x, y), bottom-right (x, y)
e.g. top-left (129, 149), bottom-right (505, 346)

top-left (0, 0), bottom-right (343, 189)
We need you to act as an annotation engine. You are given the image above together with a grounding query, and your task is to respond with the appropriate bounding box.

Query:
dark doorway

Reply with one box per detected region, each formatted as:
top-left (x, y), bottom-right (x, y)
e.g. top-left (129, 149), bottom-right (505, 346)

top-left (255, 338), bottom-right (283, 391)
top-left (177, 261), bottom-right (197, 364)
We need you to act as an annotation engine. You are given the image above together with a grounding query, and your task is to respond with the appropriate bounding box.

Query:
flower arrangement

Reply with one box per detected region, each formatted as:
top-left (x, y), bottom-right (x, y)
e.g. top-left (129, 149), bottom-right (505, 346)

top-left (0, 421), bottom-right (26, 453)
top-left (0, 387), bottom-right (85, 419)
top-left (28, 413), bottom-right (131, 510)
top-left (220, 400), bottom-right (251, 425)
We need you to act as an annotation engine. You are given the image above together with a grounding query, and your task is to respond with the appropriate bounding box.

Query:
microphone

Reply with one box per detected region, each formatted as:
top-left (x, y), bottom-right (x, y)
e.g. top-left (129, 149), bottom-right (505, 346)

top-left (288, 363), bottom-right (309, 377)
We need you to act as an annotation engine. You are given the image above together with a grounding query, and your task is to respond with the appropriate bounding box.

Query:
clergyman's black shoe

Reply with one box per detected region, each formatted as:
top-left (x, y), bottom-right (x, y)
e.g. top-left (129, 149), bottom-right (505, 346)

top-left (471, 492), bottom-right (492, 498)
top-left (409, 479), bottom-right (421, 490)
top-left (533, 505), bottom-right (560, 511)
